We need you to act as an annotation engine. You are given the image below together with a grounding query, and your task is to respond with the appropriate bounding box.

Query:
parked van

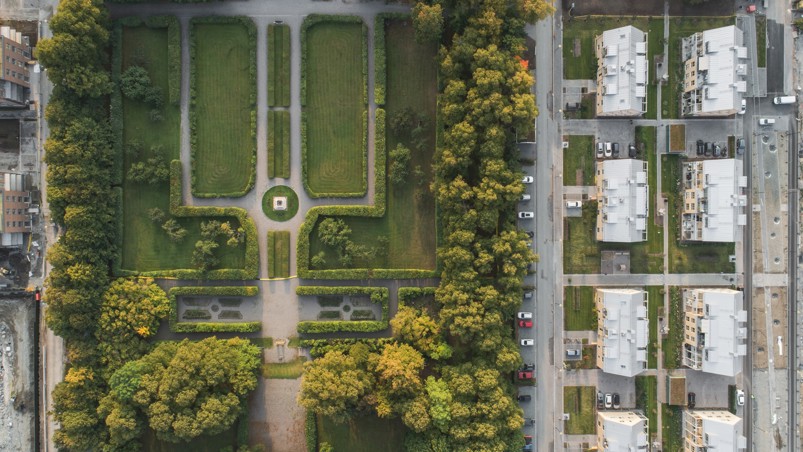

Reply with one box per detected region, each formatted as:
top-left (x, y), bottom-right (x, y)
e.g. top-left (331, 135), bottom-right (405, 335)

top-left (759, 118), bottom-right (776, 126)
top-left (773, 96), bottom-right (796, 105)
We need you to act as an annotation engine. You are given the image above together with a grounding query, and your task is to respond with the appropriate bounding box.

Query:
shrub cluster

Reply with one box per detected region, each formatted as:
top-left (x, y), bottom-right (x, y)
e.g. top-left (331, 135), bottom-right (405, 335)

top-left (168, 286), bottom-right (261, 333)
top-left (295, 286), bottom-right (389, 334)
top-left (305, 411), bottom-right (317, 452)
top-left (299, 338), bottom-right (394, 358)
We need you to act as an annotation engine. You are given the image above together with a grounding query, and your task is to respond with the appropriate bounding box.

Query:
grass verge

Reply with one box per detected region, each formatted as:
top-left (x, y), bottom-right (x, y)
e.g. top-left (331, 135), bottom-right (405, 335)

top-left (647, 286), bottom-right (662, 369)
top-left (268, 110), bottom-right (290, 178)
top-left (563, 386), bottom-right (597, 435)
top-left (661, 404), bottom-right (683, 452)
top-left (635, 376), bottom-right (658, 436)
top-left (268, 23), bottom-right (290, 107)
top-left (663, 286), bottom-right (683, 369)
top-left (317, 415), bottom-right (406, 452)
top-left (564, 286), bottom-right (597, 331)
top-left (268, 230), bottom-right (291, 278)
top-left (563, 135), bottom-right (595, 186)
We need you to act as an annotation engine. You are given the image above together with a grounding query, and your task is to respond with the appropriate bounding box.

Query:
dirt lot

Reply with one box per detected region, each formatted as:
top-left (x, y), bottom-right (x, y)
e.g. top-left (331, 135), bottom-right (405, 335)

top-left (0, 295), bottom-right (35, 451)
top-left (563, 0), bottom-right (734, 16)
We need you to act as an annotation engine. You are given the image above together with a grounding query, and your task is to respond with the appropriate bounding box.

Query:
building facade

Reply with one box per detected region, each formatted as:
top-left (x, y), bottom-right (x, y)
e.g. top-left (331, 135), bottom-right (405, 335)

top-left (682, 288), bottom-right (747, 376)
top-left (595, 159), bottom-right (649, 243)
top-left (594, 26), bottom-right (648, 117)
top-left (681, 159), bottom-right (747, 242)
top-left (596, 288), bottom-right (649, 377)
top-left (0, 26), bottom-right (32, 107)
top-left (596, 411), bottom-right (650, 451)
top-left (0, 172), bottom-right (31, 246)
top-left (683, 410), bottom-right (747, 451)
top-left (681, 25), bottom-right (747, 117)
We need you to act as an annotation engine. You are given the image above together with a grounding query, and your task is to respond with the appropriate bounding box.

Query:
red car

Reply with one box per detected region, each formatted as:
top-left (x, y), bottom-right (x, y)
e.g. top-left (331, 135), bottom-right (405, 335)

top-left (517, 370), bottom-right (533, 380)
top-left (746, 5), bottom-right (756, 13)
top-left (518, 319), bottom-right (533, 328)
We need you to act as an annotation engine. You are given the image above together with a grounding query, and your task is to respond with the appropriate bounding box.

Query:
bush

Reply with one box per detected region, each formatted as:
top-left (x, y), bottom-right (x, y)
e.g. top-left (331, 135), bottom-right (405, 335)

top-left (298, 338), bottom-right (393, 358)
top-left (305, 411), bottom-right (317, 452)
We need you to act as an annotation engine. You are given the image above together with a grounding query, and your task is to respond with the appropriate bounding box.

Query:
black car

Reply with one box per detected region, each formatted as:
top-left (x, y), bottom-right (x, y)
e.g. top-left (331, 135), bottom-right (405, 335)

top-left (525, 230), bottom-right (534, 238)
top-left (688, 392), bottom-right (696, 409)
top-left (628, 144), bottom-right (637, 158)
top-left (612, 393), bottom-right (620, 409)
top-left (517, 394), bottom-right (532, 402)
top-left (521, 363), bottom-right (535, 371)
top-left (713, 144), bottom-right (721, 157)
top-left (612, 142), bottom-right (620, 157)
top-left (696, 139), bottom-right (704, 155)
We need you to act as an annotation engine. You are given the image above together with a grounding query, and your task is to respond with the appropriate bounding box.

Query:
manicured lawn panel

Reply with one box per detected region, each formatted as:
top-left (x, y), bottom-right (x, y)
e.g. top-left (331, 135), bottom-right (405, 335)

top-left (268, 110), bottom-right (290, 178)
top-left (662, 404), bottom-right (683, 452)
top-left (304, 18), bottom-right (366, 196)
top-left (663, 286), bottom-right (683, 369)
top-left (646, 286), bottom-right (662, 369)
top-left (268, 23), bottom-right (291, 107)
top-left (317, 415), bottom-right (405, 452)
top-left (564, 286), bottom-right (597, 331)
top-left (268, 230), bottom-right (290, 278)
top-left (635, 376), bottom-right (658, 435)
top-left (262, 356), bottom-right (305, 378)
top-left (562, 135), bottom-right (595, 186)
top-left (191, 19), bottom-right (256, 196)
top-left (120, 26), bottom-right (244, 272)
top-left (563, 386), bottom-right (596, 435)
top-left (262, 185), bottom-right (299, 222)
top-left (638, 126), bottom-right (664, 272)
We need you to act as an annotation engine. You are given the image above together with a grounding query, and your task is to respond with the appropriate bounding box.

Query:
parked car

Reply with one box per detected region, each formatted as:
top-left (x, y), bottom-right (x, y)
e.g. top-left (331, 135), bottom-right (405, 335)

top-left (520, 339), bottom-right (534, 346)
top-left (524, 291), bottom-right (533, 299)
top-left (696, 139), bottom-right (704, 155)
top-left (604, 142), bottom-right (612, 158)
top-left (704, 142), bottom-right (713, 156)
top-left (521, 193), bottom-right (531, 201)
top-left (736, 138), bottom-right (745, 155)
top-left (597, 391), bottom-right (604, 409)
top-left (597, 142), bottom-right (604, 159)
top-left (566, 200), bottom-right (582, 208)
top-left (688, 392), bottom-right (696, 409)
top-left (518, 394), bottom-right (532, 402)
top-left (517, 370), bottom-right (533, 380)
top-left (739, 99), bottom-right (747, 114)
top-left (713, 144), bottom-right (721, 157)
top-left (759, 118), bottom-right (776, 126)
top-left (523, 435), bottom-right (534, 452)
top-left (518, 211), bottom-right (534, 219)
top-left (518, 319), bottom-right (533, 328)
top-left (525, 230), bottom-right (534, 238)
top-left (522, 175), bottom-right (534, 183)
top-left (604, 393), bottom-right (613, 409)
top-left (746, 4), bottom-right (756, 13)
top-left (517, 311), bottom-right (533, 319)
top-left (628, 144), bottom-right (637, 158)
top-left (612, 393), bottom-right (620, 409)
top-left (773, 95), bottom-right (796, 105)
top-left (521, 363), bottom-right (535, 371)
top-left (565, 349), bottom-right (580, 358)
top-left (736, 389), bottom-right (745, 406)
top-left (612, 142), bottom-right (620, 157)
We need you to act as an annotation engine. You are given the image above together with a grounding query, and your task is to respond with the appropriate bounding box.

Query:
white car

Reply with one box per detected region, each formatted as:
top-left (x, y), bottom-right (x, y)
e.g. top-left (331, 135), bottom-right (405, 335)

top-left (566, 201), bottom-right (581, 208)
top-left (736, 390), bottom-right (745, 406)
top-left (518, 211), bottom-right (534, 219)
top-left (738, 99), bottom-right (746, 115)
top-left (517, 311), bottom-right (533, 319)
top-left (520, 339), bottom-right (534, 346)
top-left (521, 194), bottom-right (531, 201)
top-left (596, 142), bottom-right (604, 159)
top-left (604, 142), bottom-right (612, 158)
top-left (522, 176), bottom-right (534, 184)
top-left (759, 118), bottom-right (775, 126)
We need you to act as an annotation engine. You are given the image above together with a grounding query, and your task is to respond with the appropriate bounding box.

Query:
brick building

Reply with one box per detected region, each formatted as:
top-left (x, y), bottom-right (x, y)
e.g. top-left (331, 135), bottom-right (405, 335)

top-left (0, 27), bottom-right (32, 107)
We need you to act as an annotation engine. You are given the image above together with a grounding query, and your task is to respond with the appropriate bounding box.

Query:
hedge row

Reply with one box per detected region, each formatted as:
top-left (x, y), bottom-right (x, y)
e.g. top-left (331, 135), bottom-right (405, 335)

top-left (296, 286), bottom-right (389, 334)
top-left (189, 16), bottom-right (257, 198)
top-left (305, 411), bottom-right (317, 452)
top-left (168, 286), bottom-right (261, 333)
top-left (397, 286), bottom-right (437, 305)
top-left (373, 12), bottom-right (409, 106)
top-left (299, 338), bottom-right (394, 358)
top-left (114, 161), bottom-right (259, 279)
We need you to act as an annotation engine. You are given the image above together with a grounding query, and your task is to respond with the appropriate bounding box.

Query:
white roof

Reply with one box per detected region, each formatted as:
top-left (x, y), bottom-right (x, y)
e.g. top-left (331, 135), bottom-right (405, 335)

top-left (690, 289), bottom-right (747, 376)
top-left (597, 288), bottom-right (648, 377)
top-left (701, 159), bottom-right (745, 242)
top-left (685, 410), bottom-right (746, 451)
top-left (597, 159), bottom-right (649, 242)
top-left (697, 26), bottom-right (747, 114)
top-left (598, 26), bottom-right (648, 115)
top-left (598, 411), bottom-right (649, 451)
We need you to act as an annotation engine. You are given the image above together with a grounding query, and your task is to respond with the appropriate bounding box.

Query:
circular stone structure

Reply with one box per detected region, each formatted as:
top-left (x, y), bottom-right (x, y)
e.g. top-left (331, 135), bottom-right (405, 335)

top-left (262, 186), bottom-right (299, 221)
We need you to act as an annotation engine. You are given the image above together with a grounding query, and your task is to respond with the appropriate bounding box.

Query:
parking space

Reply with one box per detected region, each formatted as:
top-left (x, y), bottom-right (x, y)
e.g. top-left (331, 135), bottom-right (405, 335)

top-left (683, 369), bottom-right (736, 409)
top-left (682, 120), bottom-right (737, 158)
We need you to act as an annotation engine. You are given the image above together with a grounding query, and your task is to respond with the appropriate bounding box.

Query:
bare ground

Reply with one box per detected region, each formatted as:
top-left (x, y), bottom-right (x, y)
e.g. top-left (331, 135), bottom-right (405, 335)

top-left (0, 296), bottom-right (35, 452)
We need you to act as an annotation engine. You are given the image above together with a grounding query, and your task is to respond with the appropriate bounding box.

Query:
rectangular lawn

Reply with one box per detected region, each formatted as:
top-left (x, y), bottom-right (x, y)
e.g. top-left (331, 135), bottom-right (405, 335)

top-left (562, 135), bottom-right (595, 186)
top-left (268, 23), bottom-right (291, 107)
top-left (564, 286), bottom-right (596, 331)
top-left (120, 25), bottom-right (244, 272)
top-left (267, 230), bottom-right (290, 278)
top-left (191, 19), bottom-right (256, 196)
top-left (317, 415), bottom-right (405, 452)
top-left (303, 18), bottom-right (366, 196)
top-left (268, 110), bottom-right (290, 178)
top-left (563, 386), bottom-right (597, 435)
top-left (308, 18), bottom-right (437, 271)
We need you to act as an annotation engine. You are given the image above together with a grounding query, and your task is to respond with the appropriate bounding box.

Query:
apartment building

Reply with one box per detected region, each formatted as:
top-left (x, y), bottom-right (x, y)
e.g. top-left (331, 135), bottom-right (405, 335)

top-left (683, 410), bottom-right (747, 451)
top-left (596, 411), bottom-right (650, 451)
top-left (0, 172), bottom-right (31, 246)
top-left (681, 25), bottom-right (747, 117)
top-left (681, 159), bottom-right (747, 242)
top-left (0, 26), bottom-right (32, 106)
top-left (682, 288), bottom-right (747, 377)
top-left (595, 159), bottom-right (649, 243)
top-left (594, 25), bottom-right (648, 117)
top-left (596, 288), bottom-right (648, 377)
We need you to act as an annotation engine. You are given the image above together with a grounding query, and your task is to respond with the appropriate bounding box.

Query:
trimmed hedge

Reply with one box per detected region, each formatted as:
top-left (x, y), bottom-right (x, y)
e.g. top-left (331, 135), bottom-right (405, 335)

top-left (398, 287), bottom-right (437, 305)
top-left (115, 161), bottom-right (259, 279)
top-left (267, 230), bottom-right (291, 278)
top-left (296, 286), bottom-right (389, 334)
top-left (305, 411), bottom-right (317, 452)
top-left (168, 286), bottom-right (261, 333)
top-left (373, 12), bottom-right (409, 106)
top-left (299, 338), bottom-right (394, 358)
top-left (189, 16), bottom-right (257, 198)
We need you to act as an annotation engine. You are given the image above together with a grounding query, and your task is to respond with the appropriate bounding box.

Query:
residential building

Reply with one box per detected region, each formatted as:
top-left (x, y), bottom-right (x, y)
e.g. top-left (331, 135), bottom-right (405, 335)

top-left (595, 159), bottom-right (648, 243)
top-left (683, 410), bottom-right (747, 451)
top-left (594, 26), bottom-right (648, 117)
top-left (0, 26), bottom-right (32, 107)
top-left (682, 288), bottom-right (747, 376)
top-left (0, 172), bottom-right (31, 246)
top-left (596, 288), bottom-right (648, 377)
top-left (681, 159), bottom-right (747, 242)
top-left (596, 411), bottom-right (649, 452)
top-left (681, 25), bottom-right (747, 117)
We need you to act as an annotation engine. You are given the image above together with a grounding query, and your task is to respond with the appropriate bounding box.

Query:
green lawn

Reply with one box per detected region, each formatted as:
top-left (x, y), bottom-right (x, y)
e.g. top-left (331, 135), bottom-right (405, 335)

top-left (317, 415), bottom-right (405, 452)
top-left (563, 386), bottom-right (597, 435)
top-left (304, 19), bottom-right (366, 196)
top-left (309, 19), bottom-right (437, 271)
top-left (662, 405), bottom-right (683, 452)
top-left (268, 23), bottom-right (291, 107)
top-left (666, 16), bottom-right (735, 119)
top-left (564, 286), bottom-right (597, 331)
top-left (120, 26), bottom-right (244, 272)
top-left (262, 356), bottom-right (306, 379)
top-left (663, 286), bottom-right (683, 369)
top-left (268, 110), bottom-right (290, 178)
top-left (756, 15), bottom-right (766, 68)
top-left (662, 154), bottom-right (735, 273)
top-left (563, 135), bottom-right (595, 186)
top-left (639, 126), bottom-right (664, 272)
top-left (635, 376), bottom-right (658, 435)
top-left (191, 20), bottom-right (255, 196)
top-left (646, 286), bottom-right (662, 369)
top-left (268, 230), bottom-right (290, 278)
